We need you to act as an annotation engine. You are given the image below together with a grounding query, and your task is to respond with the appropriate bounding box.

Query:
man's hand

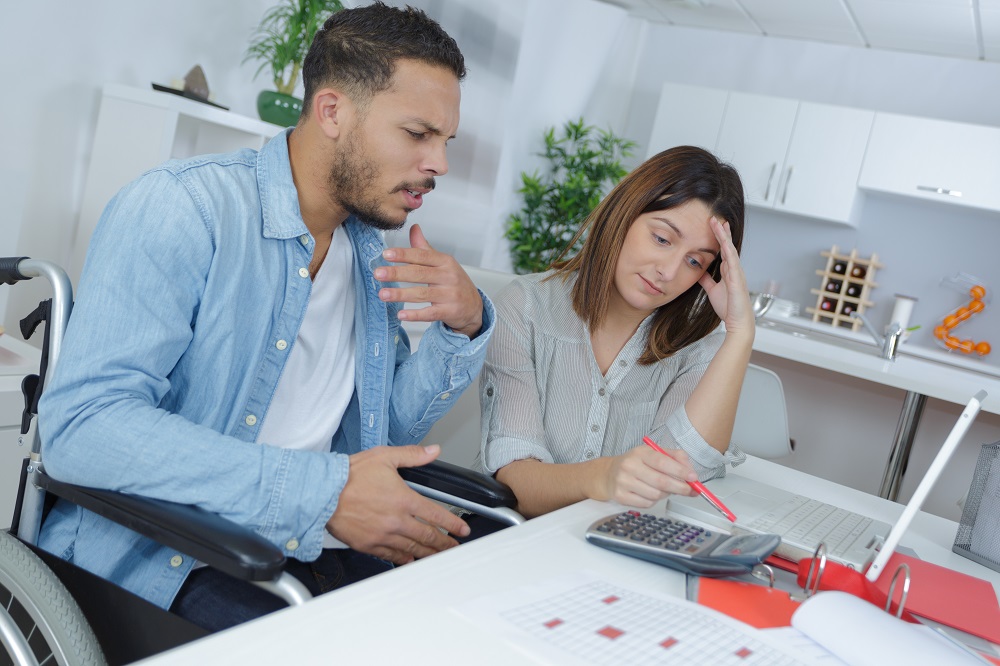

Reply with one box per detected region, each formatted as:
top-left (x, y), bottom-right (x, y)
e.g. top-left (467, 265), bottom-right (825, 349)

top-left (374, 224), bottom-right (484, 338)
top-left (326, 445), bottom-right (471, 565)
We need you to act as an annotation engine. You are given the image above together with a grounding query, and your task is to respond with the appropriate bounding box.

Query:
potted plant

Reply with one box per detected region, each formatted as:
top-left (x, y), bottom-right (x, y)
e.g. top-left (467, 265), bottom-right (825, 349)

top-left (505, 118), bottom-right (635, 274)
top-left (244, 0), bottom-right (345, 127)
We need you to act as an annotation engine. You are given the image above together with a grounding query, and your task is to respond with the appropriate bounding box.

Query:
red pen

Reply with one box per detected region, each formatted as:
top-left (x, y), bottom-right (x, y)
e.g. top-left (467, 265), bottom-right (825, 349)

top-left (642, 436), bottom-right (737, 522)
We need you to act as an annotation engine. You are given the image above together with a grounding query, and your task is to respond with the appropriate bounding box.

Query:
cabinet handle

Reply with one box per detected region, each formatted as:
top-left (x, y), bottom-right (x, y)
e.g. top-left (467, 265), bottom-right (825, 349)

top-left (763, 163), bottom-right (777, 201)
top-left (917, 185), bottom-right (962, 198)
top-left (781, 166), bottom-right (794, 205)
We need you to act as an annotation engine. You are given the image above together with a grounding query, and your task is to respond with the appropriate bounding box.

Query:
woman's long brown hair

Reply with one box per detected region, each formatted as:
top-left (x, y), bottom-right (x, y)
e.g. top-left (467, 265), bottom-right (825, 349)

top-left (551, 145), bottom-right (745, 364)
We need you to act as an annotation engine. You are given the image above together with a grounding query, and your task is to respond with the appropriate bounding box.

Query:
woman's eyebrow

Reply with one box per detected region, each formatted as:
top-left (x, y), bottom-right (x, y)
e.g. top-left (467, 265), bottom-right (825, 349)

top-left (651, 217), bottom-right (719, 255)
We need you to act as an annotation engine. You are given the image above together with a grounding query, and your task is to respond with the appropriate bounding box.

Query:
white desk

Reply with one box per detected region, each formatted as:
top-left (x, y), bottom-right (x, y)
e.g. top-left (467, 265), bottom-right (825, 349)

top-left (139, 457), bottom-right (1000, 665)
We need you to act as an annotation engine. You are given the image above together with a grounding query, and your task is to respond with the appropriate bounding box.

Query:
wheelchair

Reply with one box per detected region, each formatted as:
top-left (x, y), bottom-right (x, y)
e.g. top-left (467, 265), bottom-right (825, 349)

top-left (0, 256), bottom-right (522, 665)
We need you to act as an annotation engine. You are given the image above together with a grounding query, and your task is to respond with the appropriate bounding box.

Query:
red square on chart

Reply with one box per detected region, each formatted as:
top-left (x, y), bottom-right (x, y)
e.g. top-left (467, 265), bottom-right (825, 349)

top-left (602, 595), bottom-right (620, 604)
top-left (660, 637), bottom-right (679, 649)
top-left (597, 626), bottom-right (625, 640)
top-left (543, 618), bottom-right (563, 629)
top-left (735, 647), bottom-right (753, 659)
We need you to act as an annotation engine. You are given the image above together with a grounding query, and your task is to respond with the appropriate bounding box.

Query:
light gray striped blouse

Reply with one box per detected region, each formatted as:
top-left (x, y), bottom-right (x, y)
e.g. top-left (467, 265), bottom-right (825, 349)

top-left (478, 271), bottom-right (746, 480)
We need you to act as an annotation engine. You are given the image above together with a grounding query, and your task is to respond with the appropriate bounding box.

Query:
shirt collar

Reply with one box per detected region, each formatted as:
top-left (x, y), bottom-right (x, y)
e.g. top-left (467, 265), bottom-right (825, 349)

top-left (258, 128), bottom-right (309, 240)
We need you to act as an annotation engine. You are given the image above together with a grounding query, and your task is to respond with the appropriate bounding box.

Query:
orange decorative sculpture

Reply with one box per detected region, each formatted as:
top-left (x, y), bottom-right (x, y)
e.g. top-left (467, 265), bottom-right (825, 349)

top-left (933, 278), bottom-right (991, 357)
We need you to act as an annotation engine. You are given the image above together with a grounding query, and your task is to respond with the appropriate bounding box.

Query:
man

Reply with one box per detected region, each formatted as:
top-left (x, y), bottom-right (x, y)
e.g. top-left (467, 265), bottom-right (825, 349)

top-left (38, 3), bottom-right (493, 631)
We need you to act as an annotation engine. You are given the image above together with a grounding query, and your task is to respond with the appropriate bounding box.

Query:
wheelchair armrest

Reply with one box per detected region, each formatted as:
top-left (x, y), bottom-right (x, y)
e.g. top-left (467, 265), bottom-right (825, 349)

top-left (398, 459), bottom-right (516, 508)
top-left (398, 460), bottom-right (524, 527)
top-left (36, 473), bottom-right (285, 582)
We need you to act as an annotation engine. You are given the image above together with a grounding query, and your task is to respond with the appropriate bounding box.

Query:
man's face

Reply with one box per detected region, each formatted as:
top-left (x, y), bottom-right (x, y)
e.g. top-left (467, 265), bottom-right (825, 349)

top-left (328, 59), bottom-right (461, 230)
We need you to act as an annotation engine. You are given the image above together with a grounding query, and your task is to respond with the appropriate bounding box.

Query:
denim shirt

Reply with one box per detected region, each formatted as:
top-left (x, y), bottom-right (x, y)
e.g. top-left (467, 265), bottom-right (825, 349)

top-left (37, 129), bottom-right (495, 610)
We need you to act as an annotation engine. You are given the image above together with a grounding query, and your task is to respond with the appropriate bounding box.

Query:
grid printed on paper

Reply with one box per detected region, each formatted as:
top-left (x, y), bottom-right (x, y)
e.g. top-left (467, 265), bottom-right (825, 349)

top-left (499, 580), bottom-right (807, 665)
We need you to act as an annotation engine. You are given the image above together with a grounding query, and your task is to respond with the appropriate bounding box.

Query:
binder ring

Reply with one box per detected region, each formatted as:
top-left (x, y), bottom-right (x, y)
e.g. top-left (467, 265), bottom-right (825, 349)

top-left (751, 563), bottom-right (775, 588)
top-left (803, 542), bottom-right (827, 598)
top-left (885, 563), bottom-right (911, 618)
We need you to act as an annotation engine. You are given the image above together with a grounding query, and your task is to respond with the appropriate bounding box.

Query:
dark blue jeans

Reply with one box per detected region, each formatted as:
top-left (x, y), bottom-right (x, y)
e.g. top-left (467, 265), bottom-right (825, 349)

top-left (169, 549), bottom-right (394, 632)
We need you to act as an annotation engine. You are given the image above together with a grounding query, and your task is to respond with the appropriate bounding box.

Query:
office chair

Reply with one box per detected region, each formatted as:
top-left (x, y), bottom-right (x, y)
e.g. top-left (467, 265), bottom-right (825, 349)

top-left (733, 363), bottom-right (795, 459)
top-left (0, 256), bottom-right (521, 665)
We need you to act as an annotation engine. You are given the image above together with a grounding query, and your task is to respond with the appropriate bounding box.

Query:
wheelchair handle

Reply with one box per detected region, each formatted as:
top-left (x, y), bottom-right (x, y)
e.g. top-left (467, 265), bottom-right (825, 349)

top-left (0, 256), bottom-right (31, 285)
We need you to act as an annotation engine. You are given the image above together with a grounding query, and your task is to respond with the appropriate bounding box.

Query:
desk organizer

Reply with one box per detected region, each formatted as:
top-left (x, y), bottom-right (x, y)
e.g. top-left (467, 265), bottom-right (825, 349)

top-left (953, 441), bottom-right (1000, 573)
top-left (806, 246), bottom-right (882, 331)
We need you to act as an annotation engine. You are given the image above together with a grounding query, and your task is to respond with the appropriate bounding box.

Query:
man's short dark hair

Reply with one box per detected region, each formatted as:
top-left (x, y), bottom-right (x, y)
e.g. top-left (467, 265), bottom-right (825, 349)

top-left (301, 2), bottom-right (466, 116)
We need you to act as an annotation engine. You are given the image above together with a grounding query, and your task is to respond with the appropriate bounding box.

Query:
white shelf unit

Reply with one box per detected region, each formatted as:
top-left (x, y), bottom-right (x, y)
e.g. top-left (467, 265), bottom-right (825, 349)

top-left (70, 84), bottom-right (283, 284)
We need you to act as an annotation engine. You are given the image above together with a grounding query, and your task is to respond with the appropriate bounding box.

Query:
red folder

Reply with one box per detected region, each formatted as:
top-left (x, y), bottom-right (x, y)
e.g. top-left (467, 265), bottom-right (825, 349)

top-left (871, 552), bottom-right (1000, 645)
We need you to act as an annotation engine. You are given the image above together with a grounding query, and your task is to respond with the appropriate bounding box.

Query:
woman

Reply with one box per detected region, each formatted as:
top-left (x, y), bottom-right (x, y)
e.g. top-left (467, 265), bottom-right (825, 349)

top-left (480, 145), bottom-right (750, 518)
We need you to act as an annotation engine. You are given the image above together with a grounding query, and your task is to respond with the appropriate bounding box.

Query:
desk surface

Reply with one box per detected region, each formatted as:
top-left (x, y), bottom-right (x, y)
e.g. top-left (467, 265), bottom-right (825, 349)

top-left (139, 457), bottom-right (1000, 665)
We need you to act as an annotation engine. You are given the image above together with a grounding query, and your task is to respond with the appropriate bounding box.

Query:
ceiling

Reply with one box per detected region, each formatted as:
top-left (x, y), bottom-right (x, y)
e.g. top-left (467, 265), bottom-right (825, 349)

top-left (597, 0), bottom-right (1000, 62)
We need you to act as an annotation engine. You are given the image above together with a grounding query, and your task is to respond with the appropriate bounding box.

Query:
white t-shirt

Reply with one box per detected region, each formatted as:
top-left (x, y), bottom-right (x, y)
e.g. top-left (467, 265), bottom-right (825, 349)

top-left (258, 226), bottom-right (356, 452)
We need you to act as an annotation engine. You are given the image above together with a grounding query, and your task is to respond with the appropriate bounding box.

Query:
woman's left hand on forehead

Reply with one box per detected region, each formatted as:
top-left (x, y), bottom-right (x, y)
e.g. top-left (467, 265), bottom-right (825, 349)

top-left (697, 217), bottom-right (754, 335)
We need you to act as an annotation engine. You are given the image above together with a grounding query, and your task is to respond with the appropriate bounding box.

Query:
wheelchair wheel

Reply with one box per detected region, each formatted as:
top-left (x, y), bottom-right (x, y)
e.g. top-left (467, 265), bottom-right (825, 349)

top-left (0, 532), bottom-right (105, 666)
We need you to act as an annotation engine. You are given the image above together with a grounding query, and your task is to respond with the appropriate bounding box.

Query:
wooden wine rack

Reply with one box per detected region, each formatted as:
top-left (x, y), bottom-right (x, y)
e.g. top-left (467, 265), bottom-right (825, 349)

top-left (806, 246), bottom-right (882, 331)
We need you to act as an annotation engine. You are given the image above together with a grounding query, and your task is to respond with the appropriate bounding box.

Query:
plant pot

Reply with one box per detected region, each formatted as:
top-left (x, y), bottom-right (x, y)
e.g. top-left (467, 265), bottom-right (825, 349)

top-left (256, 90), bottom-right (302, 127)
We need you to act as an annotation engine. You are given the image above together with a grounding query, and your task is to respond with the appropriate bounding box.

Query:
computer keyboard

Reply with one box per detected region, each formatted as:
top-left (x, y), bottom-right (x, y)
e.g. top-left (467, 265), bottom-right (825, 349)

top-left (746, 495), bottom-right (875, 559)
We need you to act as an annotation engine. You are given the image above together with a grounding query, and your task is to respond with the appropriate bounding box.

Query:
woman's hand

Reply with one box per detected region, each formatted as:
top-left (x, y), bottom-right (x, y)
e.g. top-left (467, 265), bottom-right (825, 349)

top-left (598, 446), bottom-right (698, 508)
top-left (698, 217), bottom-right (754, 337)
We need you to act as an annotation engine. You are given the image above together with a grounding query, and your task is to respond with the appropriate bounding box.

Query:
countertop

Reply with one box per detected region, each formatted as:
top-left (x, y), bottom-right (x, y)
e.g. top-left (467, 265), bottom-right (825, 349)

top-left (753, 313), bottom-right (1000, 415)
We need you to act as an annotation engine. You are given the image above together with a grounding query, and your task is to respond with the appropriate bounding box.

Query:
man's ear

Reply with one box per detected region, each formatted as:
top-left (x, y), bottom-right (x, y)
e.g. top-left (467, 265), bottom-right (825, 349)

top-left (310, 88), bottom-right (349, 140)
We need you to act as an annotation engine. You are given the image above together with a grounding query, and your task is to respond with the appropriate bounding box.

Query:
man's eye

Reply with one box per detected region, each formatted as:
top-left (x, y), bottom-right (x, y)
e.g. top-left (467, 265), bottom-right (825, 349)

top-left (406, 130), bottom-right (426, 140)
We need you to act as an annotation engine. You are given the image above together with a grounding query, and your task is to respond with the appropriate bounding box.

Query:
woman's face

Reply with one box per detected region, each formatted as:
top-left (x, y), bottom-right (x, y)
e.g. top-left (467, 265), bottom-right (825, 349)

top-left (611, 199), bottom-right (721, 320)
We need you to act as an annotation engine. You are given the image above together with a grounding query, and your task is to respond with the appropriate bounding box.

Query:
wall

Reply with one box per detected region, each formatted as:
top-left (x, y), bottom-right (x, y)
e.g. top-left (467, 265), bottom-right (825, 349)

top-left (624, 24), bottom-right (1000, 519)
top-left (0, 0), bottom-right (275, 335)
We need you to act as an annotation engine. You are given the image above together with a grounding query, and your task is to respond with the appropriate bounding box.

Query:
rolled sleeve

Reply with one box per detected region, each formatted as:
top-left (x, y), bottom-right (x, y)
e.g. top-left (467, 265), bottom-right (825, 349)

top-left (657, 408), bottom-right (747, 481)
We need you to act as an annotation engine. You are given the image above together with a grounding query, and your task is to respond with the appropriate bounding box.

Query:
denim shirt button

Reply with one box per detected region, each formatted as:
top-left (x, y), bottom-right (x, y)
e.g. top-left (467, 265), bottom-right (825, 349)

top-left (299, 235), bottom-right (309, 246)
top-left (286, 538), bottom-right (299, 551)
top-left (245, 414), bottom-right (258, 426)
top-left (169, 555), bottom-right (183, 568)
top-left (298, 267), bottom-right (309, 278)
top-left (394, 335), bottom-right (399, 345)
top-left (440, 392), bottom-right (451, 401)
top-left (276, 339), bottom-right (288, 351)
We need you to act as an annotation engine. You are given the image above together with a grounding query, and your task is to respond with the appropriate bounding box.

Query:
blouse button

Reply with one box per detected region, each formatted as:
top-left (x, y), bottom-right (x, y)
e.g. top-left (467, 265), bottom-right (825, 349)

top-left (585, 451), bottom-right (595, 459)
top-left (618, 360), bottom-right (627, 367)
top-left (590, 424), bottom-right (599, 433)
top-left (598, 388), bottom-right (606, 396)
top-left (486, 387), bottom-right (494, 397)
top-left (245, 414), bottom-right (258, 426)
top-left (298, 267), bottom-right (310, 278)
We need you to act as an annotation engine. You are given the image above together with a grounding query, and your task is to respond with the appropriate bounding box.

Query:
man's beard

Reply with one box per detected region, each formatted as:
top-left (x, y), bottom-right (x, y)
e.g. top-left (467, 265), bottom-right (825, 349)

top-left (328, 130), bottom-right (435, 231)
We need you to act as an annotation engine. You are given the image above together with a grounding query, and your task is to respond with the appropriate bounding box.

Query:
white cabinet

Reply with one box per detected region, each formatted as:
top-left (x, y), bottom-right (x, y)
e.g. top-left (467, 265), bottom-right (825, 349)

top-left (715, 94), bottom-right (874, 225)
top-left (714, 93), bottom-right (798, 209)
top-left (645, 83), bottom-right (727, 158)
top-left (859, 113), bottom-right (1000, 214)
top-left (646, 85), bottom-right (873, 226)
top-left (70, 85), bottom-right (283, 285)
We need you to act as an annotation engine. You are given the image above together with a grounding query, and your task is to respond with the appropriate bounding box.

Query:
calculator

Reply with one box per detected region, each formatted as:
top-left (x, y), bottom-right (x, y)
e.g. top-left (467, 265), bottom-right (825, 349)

top-left (585, 510), bottom-right (781, 577)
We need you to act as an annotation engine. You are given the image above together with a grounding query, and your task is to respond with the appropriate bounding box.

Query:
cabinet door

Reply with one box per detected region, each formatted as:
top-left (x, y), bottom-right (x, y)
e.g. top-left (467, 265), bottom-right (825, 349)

top-left (645, 83), bottom-right (727, 158)
top-left (859, 113), bottom-right (1000, 213)
top-left (777, 103), bottom-right (874, 224)
top-left (715, 93), bottom-right (798, 208)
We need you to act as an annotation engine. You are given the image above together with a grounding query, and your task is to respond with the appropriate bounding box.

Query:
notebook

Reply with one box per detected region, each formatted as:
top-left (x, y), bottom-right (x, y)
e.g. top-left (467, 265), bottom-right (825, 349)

top-left (666, 390), bottom-right (987, 572)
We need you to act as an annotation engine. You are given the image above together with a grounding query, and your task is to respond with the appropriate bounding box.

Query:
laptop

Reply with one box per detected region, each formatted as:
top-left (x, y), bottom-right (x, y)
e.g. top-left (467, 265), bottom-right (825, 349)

top-left (665, 390), bottom-right (987, 573)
